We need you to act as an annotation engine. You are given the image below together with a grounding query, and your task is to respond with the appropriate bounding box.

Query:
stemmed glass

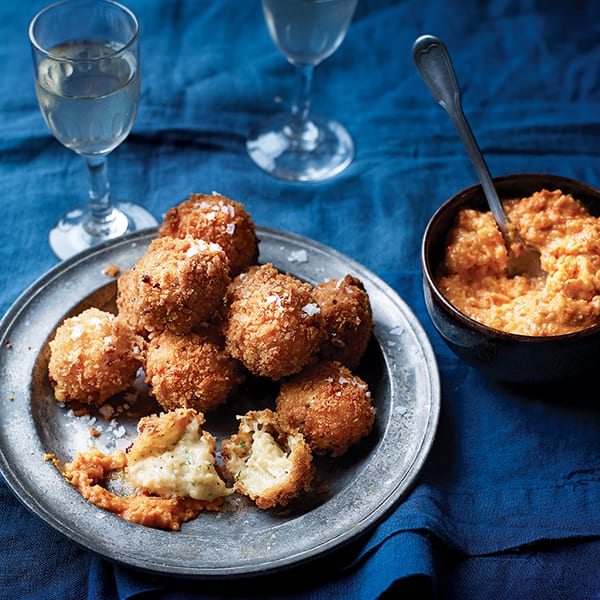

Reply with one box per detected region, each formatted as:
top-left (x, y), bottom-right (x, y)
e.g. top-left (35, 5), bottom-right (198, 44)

top-left (29, 0), bottom-right (157, 260)
top-left (247, 0), bottom-right (359, 182)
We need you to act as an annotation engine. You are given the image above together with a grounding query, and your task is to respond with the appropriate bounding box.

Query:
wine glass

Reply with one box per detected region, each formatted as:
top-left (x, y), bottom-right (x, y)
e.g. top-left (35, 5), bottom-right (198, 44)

top-left (29, 0), bottom-right (157, 260)
top-left (247, 0), bottom-right (359, 182)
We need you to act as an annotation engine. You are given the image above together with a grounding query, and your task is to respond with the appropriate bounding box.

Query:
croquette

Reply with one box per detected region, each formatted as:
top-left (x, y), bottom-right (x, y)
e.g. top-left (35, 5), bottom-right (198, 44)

top-left (221, 409), bottom-right (314, 509)
top-left (158, 193), bottom-right (259, 276)
top-left (65, 449), bottom-right (218, 530)
top-left (223, 263), bottom-right (325, 380)
top-left (62, 409), bottom-right (228, 530)
top-left (127, 408), bottom-right (232, 502)
top-left (48, 307), bottom-right (142, 406)
top-left (313, 275), bottom-right (373, 369)
top-left (144, 326), bottom-right (245, 413)
top-left (116, 236), bottom-right (230, 336)
top-left (276, 360), bottom-right (375, 457)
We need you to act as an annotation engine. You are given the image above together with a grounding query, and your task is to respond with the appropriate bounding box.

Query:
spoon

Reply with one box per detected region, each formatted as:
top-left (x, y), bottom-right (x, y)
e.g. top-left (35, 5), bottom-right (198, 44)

top-left (412, 34), bottom-right (545, 279)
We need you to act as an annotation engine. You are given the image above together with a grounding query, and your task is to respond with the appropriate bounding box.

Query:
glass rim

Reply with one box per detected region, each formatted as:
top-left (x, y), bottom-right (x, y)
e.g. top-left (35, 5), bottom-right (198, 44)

top-left (29, 0), bottom-right (140, 62)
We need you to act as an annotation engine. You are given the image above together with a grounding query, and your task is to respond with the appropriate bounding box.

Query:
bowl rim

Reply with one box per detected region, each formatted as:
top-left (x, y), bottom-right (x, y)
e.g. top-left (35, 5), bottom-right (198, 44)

top-left (422, 172), bottom-right (600, 342)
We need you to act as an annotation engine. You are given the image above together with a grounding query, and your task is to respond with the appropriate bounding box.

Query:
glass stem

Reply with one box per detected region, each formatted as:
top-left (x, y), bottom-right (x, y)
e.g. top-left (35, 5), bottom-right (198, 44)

top-left (84, 154), bottom-right (112, 219)
top-left (82, 154), bottom-right (126, 239)
top-left (292, 64), bottom-right (314, 124)
top-left (83, 155), bottom-right (114, 237)
top-left (288, 64), bottom-right (320, 151)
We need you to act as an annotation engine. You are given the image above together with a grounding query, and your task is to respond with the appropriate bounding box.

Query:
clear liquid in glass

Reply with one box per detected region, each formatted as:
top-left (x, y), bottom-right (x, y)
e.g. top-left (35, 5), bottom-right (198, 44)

top-left (35, 40), bottom-right (139, 156)
top-left (262, 0), bottom-right (359, 65)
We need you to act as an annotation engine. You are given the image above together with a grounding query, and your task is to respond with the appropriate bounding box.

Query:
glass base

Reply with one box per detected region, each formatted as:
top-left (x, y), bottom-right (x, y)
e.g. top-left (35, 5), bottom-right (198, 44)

top-left (49, 202), bottom-right (158, 260)
top-left (247, 112), bottom-right (354, 182)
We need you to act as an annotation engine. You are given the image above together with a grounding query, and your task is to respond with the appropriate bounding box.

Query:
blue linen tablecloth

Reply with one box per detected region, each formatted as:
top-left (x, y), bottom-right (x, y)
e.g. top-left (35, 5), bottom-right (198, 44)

top-left (1, 0), bottom-right (600, 598)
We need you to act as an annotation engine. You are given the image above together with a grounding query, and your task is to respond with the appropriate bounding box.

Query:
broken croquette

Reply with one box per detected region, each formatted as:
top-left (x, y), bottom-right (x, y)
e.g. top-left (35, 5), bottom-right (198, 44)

top-left (221, 409), bottom-right (314, 509)
top-left (127, 408), bottom-right (233, 502)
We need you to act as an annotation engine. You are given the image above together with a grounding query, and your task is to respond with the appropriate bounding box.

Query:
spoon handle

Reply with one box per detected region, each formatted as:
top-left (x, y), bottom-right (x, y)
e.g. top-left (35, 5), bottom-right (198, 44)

top-left (412, 35), bottom-right (510, 238)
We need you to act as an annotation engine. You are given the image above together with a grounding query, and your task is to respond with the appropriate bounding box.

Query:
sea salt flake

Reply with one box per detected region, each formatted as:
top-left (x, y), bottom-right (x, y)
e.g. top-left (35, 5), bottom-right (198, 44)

top-left (113, 425), bottom-right (126, 438)
top-left (301, 303), bottom-right (320, 316)
top-left (225, 222), bottom-right (236, 235)
top-left (70, 324), bottom-right (84, 340)
top-left (186, 245), bottom-right (199, 257)
top-left (115, 438), bottom-right (130, 451)
top-left (287, 249), bottom-right (308, 263)
top-left (266, 294), bottom-right (284, 310)
top-left (207, 241), bottom-right (222, 252)
top-left (220, 203), bottom-right (235, 217)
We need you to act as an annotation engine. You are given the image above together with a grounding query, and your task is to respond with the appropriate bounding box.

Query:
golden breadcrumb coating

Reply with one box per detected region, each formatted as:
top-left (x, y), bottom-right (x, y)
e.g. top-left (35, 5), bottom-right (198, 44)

top-left (158, 193), bottom-right (259, 276)
top-left (223, 263), bottom-right (325, 380)
top-left (48, 307), bottom-right (142, 406)
top-left (116, 236), bottom-right (230, 336)
top-left (127, 408), bottom-right (232, 502)
top-left (276, 361), bottom-right (375, 457)
top-left (221, 409), bottom-right (314, 509)
top-left (144, 326), bottom-right (245, 413)
top-left (313, 275), bottom-right (373, 369)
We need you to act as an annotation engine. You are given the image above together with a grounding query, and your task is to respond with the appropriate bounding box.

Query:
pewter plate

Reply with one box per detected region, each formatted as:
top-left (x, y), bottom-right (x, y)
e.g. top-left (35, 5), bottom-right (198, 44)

top-left (0, 227), bottom-right (440, 578)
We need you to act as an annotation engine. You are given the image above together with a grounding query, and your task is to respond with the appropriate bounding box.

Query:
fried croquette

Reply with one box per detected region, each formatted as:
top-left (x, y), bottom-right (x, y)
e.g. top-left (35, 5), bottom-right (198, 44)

top-left (116, 236), bottom-right (230, 336)
top-left (159, 193), bottom-right (259, 276)
top-left (127, 408), bottom-right (232, 502)
top-left (48, 307), bottom-right (142, 406)
top-left (276, 361), bottom-right (375, 457)
top-left (221, 409), bottom-right (314, 509)
top-left (223, 263), bottom-right (325, 380)
top-left (313, 275), bottom-right (373, 369)
top-left (144, 326), bottom-right (245, 413)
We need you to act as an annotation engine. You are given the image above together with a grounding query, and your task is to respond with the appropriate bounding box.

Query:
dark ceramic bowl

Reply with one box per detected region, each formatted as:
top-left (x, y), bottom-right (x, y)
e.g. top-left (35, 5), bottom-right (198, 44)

top-left (422, 173), bottom-right (600, 384)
